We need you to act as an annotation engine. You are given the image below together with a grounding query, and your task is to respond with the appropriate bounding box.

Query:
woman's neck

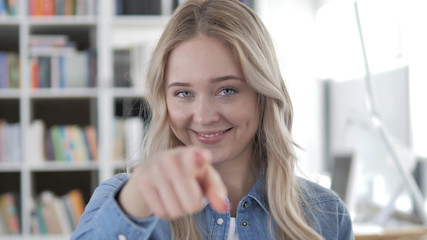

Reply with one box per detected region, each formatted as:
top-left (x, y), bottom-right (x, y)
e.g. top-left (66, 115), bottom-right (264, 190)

top-left (213, 156), bottom-right (258, 217)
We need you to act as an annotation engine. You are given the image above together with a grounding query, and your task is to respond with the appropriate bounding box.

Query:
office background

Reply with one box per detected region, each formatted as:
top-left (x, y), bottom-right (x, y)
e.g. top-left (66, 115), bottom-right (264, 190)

top-left (0, 0), bottom-right (426, 238)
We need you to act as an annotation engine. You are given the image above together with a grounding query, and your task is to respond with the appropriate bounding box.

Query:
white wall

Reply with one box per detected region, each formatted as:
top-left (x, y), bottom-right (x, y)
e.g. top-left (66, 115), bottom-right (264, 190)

top-left (258, 0), bottom-right (326, 178)
top-left (258, 0), bottom-right (427, 180)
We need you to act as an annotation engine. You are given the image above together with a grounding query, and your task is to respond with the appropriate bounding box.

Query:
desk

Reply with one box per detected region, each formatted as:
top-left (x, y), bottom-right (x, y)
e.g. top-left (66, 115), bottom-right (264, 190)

top-left (355, 226), bottom-right (427, 240)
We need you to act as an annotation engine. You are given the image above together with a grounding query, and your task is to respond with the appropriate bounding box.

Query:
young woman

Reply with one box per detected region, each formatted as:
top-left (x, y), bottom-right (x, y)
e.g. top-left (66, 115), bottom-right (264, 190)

top-left (71, 0), bottom-right (353, 239)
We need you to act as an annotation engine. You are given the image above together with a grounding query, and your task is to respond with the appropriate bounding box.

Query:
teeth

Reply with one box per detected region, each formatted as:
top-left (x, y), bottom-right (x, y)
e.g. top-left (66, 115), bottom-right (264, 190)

top-left (199, 130), bottom-right (226, 138)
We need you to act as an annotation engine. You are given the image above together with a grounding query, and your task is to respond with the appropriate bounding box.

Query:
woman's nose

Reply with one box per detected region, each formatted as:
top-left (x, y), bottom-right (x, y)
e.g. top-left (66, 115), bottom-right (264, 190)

top-left (193, 96), bottom-right (220, 125)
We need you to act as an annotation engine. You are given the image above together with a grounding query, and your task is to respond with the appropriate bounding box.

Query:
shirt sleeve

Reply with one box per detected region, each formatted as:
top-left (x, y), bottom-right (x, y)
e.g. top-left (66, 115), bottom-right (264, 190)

top-left (337, 200), bottom-right (354, 240)
top-left (70, 173), bottom-right (161, 240)
top-left (310, 198), bottom-right (355, 240)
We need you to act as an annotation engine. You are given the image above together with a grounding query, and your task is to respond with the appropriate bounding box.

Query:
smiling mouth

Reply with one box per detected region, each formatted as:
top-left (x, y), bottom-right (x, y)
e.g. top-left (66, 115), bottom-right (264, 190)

top-left (194, 128), bottom-right (232, 138)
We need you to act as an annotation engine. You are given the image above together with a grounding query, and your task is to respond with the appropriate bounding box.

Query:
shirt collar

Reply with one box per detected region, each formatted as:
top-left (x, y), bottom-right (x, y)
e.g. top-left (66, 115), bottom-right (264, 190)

top-left (247, 171), bottom-right (270, 213)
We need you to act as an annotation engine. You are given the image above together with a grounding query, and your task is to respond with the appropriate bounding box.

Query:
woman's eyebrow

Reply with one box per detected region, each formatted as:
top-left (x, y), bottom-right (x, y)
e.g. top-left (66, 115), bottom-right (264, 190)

top-left (212, 75), bottom-right (243, 83)
top-left (167, 82), bottom-right (190, 89)
top-left (167, 75), bottom-right (243, 89)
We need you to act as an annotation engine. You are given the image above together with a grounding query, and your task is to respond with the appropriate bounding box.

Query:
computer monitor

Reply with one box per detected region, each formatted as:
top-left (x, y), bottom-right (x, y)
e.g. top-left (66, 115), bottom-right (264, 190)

top-left (331, 152), bottom-right (356, 207)
top-left (325, 61), bottom-right (412, 215)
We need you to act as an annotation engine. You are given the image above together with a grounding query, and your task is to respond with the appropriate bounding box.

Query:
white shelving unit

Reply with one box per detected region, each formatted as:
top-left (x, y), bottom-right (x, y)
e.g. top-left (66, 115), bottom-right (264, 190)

top-left (0, 0), bottom-right (171, 239)
top-left (0, 0), bottom-right (259, 238)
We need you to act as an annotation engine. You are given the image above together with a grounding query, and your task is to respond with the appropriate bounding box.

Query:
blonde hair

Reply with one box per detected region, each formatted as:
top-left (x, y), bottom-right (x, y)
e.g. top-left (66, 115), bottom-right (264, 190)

top-left (135, 0), bottom-right (323, 239)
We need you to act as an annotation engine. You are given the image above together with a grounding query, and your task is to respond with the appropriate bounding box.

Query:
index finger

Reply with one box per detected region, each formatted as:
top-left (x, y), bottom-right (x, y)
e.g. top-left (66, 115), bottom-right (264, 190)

top-left (182, 147), bottom-right (212, 176)
top-left (180, 147), bottom-right (229, 213)
top-left (196, 164), bottom-right (229, 213)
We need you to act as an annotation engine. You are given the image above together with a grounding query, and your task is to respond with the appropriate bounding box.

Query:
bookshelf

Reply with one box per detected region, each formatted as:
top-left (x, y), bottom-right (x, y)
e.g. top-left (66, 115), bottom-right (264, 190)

top-left (0, 0), bottom-right (174, 239)
top-left (0, 0), bottom-right (258, 238)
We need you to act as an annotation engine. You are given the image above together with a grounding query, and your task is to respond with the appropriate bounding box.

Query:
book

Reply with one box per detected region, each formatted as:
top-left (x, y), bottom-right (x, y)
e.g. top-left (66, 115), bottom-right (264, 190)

top-left (44, 126), bottom-right (55, 161)
top-left (124, 117), bottom-right (144, 163)
top-left (40, 191), bottom-right (61, 234)
top-left (67, 189), bottom-right (85, 226)
top-left (0, 120), bottom-right (6, 162)
top-left (0, 52), bottom-right (9, 89)
top-left (38, 56), bottom-right (51, 88)
top-left (113, 118), bottom-right (125, 161)
top-left (65, 51), bottom-right (89, 88)
top-left (55, 0), bottom-right (64, 15)
top-left (3, 193), bottom-right (20, 234)
top-left (0, 209), bottom-right (5, 234)
top-left (29, 0), bottom-right (94, 16)
top-left (0, 0), bottom-right (7, 16)
top-left (61, 125), bottom-right (73, 162)
top-left (7, 0), bottom-right (17, 15)
top-left (28, 120), bottom-right (45, 164)
top-left (84, 125), bottom-right (98, 161)
top-left (30, 58), bottom-right (40, 88)
top-left (30, 210), bottom-right (40, 234)
top-left (34, 203), bottom-right (48, 234)
top-left (130, 43), bottom-right (150, 89)
top-left (29, 35), bottom-right (69, 47)
top-left (62, 194), bottom-right (76, 229)
top-left (51, 125), bottom-right (66, 161)
top-left (70, 125), bottom-right (88, 162)
top-left (53, 197), bottom-right (72, 234)
top-left (64, 0), bottom-right (74, 15)
top-left (8, 123), bottom-right (21, 163)
top-left (50, 55), bottom-right (60, 88)
top-left (0, 192), bottom-right (20, 234)
top-left (8, 53), bottom-right (19, 88)
top-left (113, 49), bottom-right (131, 87)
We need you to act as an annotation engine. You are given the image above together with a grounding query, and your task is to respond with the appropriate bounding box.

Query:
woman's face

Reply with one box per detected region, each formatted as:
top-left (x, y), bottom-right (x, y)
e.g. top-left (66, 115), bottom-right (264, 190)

top-left (165, 35), bottom-right (260, 165)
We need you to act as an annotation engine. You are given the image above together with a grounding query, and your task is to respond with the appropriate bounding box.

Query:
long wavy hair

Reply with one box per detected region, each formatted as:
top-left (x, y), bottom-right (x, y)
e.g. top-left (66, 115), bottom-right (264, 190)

top-left (132, 0), bottom-right (323, 239)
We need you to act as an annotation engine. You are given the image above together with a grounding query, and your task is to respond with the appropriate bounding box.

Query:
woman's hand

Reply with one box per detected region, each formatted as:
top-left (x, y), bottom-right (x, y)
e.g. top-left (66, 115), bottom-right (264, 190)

top-left (118, 147), bottom-right (229, 219)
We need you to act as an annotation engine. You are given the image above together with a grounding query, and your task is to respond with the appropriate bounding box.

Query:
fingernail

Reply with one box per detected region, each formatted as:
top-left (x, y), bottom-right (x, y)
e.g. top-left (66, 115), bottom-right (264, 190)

top-left (202, 197), bottom-right (209, 208)
top-left (224, 197), bottom-right (230, 211)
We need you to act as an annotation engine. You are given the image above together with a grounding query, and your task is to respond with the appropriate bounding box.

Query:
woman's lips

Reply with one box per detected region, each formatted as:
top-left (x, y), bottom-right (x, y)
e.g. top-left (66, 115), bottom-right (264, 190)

top-left (192, 128), bottom-right (232, 144)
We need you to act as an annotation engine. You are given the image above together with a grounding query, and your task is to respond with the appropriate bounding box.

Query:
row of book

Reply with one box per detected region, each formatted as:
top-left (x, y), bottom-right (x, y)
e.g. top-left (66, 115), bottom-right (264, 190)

top-left (30, 189), bottom-right (85, 235)
top-left (113, 117), bottom-right (146, 163)
top-left (30, 53), bottom-right (97, 88)
top-left (29, 0), bottom-right (96, 16)
top-left (115, 0), bottom-right (162, 15)
top-left (0, 192), bottom-right (20, 235)
top-left (113, 44), bottom-right (150, 88)
top-left (29, 120), bottom-right (98, 163)
top-left (0, 52), bottom-right (20, 89)
top-left (0, 120), bottom-right (21, 163)
top-left (29, 34), bottom-right (97, 88)
top-left (0, 0), bottom-right (17, 16)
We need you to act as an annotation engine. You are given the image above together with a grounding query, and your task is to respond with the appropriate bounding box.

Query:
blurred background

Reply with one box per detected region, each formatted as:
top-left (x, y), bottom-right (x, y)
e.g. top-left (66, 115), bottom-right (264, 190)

top-left (0, 0), bottom-right (426, 238)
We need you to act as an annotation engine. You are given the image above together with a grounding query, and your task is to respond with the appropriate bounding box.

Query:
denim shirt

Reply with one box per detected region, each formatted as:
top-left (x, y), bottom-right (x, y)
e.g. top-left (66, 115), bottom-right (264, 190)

top-left (71, 173), bottom-right (354, 240)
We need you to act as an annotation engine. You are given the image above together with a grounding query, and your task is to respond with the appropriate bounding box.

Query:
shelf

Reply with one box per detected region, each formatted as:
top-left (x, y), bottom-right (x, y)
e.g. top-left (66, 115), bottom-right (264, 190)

top-left (29, 88), bottom-right (98, 98)
top-left (0, 16), bottom-right (20, 25)
top-left (112, 15), bottom-right (169, 27)
top-left (0, 236), bottom-right (24, 240)
top-left (0, 0), bottom-right (176, 237)
top-left (0, 162), bottom-right (21, 172)
top-left (29, 235), bottom-right (71, 240)
top-left (111, 88), bottom-right (144, 98)
top-left (29, 162), bottom-right (99, 172)
top-left (0, 89), bottom-right (21, 99)
top-left (113, 161), bottom-right (126, 169)
top-left (0, 235), bottom-right (72, 240)
top-left (28, 16), bottom-right (97, 26)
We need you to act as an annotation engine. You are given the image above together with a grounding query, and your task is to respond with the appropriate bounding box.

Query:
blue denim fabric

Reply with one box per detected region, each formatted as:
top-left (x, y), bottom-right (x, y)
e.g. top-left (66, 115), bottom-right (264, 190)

top-left (71, 173), bottom-right (354, 240)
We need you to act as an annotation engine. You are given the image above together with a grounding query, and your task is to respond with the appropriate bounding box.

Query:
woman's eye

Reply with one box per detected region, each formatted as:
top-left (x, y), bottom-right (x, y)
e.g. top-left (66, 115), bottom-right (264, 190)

top-left (176, 91), bottom-right (192, 98)
top-left (219, 88), bottom-right (237, 96)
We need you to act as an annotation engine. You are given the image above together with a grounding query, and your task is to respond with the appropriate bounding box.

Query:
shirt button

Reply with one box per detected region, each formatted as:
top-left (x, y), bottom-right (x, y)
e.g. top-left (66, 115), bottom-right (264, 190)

top-left (241, 221), bottom-right (248, 227)
top-left (217, 217), bottom-right (224, 225)
top-left (243, 201), bottom-right (248, 208)
top-left (118, 234), bottom-right (127, 240)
